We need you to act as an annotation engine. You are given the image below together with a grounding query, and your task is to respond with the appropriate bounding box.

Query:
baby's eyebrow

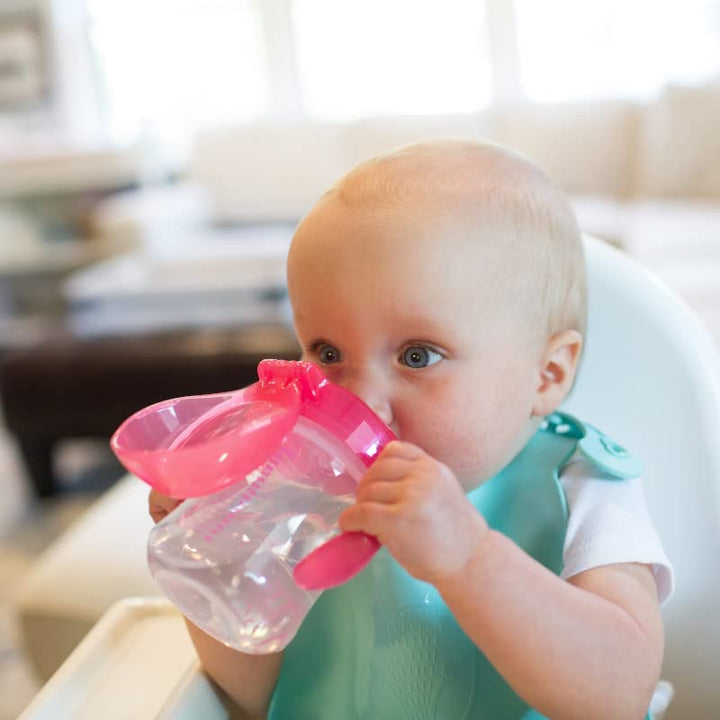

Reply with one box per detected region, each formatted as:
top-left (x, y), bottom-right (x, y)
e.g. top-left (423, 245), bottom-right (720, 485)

top-left (394, 322), bottom-right (454, 345)
top-left (397, 337), bottom-right (444, 349)
top-left (302, 338), bottom-right (336, 352)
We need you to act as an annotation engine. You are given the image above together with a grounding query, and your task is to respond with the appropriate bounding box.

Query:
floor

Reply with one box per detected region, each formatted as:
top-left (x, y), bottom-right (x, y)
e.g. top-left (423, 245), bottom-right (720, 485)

top-left (0, 430), bottom-right (124, 720)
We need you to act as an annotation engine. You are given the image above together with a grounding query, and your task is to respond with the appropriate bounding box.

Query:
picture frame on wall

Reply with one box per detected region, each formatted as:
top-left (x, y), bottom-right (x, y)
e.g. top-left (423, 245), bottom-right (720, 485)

top-left (0, 10), bottom-right (49, 110)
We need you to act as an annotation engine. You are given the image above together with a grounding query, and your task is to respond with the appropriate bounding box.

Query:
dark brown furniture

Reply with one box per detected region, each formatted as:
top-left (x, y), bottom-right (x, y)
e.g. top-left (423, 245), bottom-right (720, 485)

top-left (0, 325), bottom-right (300, 497)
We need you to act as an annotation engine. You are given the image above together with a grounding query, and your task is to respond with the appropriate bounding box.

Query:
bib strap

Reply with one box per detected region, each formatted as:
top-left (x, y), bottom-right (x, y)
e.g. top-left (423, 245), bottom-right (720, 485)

top-left (542, 411), bottom-right (642, 480)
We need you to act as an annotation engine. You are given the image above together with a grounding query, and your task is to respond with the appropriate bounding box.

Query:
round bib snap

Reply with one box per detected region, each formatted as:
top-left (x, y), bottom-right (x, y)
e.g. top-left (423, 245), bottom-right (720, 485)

top-left (578, 424), bottom-right (642, 479)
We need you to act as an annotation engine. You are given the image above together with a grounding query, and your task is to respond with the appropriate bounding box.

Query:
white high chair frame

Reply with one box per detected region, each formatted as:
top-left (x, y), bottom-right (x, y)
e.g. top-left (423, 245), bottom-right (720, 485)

top-left (563, 235), bottom-right (720, 719)
top-left (20, 235), bottom-right (720, 719)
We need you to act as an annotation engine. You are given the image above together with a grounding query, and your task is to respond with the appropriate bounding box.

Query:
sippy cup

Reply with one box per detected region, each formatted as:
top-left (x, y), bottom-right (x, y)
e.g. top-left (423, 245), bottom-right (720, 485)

top-left (110, 359), bottom-right (395, 654)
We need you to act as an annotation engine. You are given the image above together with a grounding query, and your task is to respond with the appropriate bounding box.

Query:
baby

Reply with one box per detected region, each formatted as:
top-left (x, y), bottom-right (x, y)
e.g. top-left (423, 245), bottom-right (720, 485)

top-left (150, 140), bottom-right (672, 719)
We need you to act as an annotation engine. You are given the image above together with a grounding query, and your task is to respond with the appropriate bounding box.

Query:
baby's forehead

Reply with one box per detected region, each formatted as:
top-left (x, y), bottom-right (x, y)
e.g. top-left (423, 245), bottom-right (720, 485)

top-left (293, 194), bottom-right (524, 296)
top-left (293, 211), bottom-right (521, 324)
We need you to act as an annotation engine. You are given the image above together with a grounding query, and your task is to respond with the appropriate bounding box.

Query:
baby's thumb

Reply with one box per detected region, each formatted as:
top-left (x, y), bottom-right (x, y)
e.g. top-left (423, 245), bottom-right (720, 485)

top-left (148, 489), bottom-right (183, 524)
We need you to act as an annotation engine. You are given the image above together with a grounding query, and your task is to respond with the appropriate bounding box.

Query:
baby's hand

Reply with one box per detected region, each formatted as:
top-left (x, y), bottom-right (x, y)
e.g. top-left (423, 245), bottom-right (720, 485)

top-left (148, 489), bottom-right (183, 524)
top-left (339, 441), bottom-right (488, 586)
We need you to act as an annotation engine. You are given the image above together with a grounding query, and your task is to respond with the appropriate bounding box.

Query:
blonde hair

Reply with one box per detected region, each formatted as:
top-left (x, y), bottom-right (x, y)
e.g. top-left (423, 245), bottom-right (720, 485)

top-left (325, 140), bottom-right (587, 339)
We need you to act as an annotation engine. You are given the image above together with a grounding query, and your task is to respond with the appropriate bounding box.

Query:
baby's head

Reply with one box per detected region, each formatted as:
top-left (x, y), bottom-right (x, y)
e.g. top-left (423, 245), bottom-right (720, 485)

top-left (287, 140), bottom-right (586, 489)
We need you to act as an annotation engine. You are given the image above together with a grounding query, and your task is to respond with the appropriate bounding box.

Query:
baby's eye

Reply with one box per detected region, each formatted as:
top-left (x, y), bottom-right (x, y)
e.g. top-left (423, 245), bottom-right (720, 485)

top-left (400, 346), bottom-right (443, 369)
top-left (316, 343), bottom-right (342, 365)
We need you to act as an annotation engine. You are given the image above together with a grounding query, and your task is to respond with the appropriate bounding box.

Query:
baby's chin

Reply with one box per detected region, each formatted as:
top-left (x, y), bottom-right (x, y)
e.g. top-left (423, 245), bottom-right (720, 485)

top-left (446, 454), bottom-right (509, 493)
top-left (453, 469), bottom-right (490, 494)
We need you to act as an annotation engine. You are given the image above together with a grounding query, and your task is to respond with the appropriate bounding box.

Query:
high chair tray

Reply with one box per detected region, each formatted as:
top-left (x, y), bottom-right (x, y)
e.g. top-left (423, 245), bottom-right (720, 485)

top-left (19, 597), bottom-right (235, 719)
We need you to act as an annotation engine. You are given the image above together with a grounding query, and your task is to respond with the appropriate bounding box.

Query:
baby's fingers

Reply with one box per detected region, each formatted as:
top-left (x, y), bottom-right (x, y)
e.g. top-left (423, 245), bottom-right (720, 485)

top-left (357, 441), bottom-right (427, 488)
top-left (148, 489), bottom-right (183, 524)
top-left (377, 440), bottom-right (426, 462)
top-left (339, 500), bottom-right (394, 537)
top-left (356, 479), bottom-right (404, 504)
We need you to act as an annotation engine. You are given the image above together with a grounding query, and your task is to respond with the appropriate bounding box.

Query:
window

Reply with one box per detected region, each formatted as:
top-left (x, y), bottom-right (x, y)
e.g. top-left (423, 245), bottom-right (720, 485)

top-left (515, 0), bottom-right (720, 102)
top-left (291, 0), bottom-right (492, 119)
top-left (85, 0), bottom-right (720, 143)
top-left (86, 0), bottom-right (492, 138)
top-left (86, 0), bottom-right (269, 144)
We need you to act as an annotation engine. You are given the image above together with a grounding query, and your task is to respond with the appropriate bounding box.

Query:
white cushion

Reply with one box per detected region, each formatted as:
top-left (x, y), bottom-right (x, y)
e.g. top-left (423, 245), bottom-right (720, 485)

top-left (186, 122), bottom-right (349, 223)
top-left (494, 101), bottom-right (638, 197)
top-left (636, 84), bottom-right (720, 198)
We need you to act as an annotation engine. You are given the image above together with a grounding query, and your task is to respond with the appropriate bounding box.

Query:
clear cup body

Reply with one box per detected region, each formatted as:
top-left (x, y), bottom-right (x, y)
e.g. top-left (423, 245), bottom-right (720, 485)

top-left (147, 415), bottom-right (366, 653)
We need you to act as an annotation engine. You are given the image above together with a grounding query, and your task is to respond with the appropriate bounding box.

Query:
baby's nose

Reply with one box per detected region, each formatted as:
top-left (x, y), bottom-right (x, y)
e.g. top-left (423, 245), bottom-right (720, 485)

top-left (366, 399), bottom-right (393, 428)
top-left (345, 374), bottom-right (393, 428)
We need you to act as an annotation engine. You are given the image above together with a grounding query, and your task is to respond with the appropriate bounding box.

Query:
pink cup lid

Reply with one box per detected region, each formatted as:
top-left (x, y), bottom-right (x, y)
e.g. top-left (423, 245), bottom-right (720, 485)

top-left (110, 359), bottom-right (394, 498)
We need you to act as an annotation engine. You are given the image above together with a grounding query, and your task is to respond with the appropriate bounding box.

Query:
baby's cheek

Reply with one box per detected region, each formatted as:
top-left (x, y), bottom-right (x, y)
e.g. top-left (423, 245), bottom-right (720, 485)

top-left (411, 424), bottom-right (491, 487)
top-left (435, 418), bottom-right (523, 489)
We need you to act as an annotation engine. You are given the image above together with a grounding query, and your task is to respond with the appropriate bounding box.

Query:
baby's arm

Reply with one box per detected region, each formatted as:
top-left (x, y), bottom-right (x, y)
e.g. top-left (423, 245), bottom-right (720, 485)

top-left (182, 619), bottom-right (283, 718)
top-left (148, 490), bottom-right (283, 719)
top-left (438, 535), bottom-right (662, 720)
top-left (340, 442), bottom-right (664, 720)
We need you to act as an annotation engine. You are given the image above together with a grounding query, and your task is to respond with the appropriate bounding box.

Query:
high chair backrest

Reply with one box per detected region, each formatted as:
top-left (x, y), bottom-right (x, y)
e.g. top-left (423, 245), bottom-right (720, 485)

top-left (562, 235), bottom-right (720, 719)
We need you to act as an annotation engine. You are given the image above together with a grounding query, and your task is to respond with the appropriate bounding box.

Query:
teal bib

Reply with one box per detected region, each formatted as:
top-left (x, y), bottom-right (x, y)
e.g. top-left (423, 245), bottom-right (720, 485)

top-left (269, 412), bottom-right (641, 719)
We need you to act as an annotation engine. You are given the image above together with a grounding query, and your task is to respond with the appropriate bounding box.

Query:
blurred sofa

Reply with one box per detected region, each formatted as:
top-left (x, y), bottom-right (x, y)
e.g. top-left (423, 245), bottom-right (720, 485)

top-left (83, 83), bottom-right (720, 341)
top-left (88, 83), bottom-right (720, 242)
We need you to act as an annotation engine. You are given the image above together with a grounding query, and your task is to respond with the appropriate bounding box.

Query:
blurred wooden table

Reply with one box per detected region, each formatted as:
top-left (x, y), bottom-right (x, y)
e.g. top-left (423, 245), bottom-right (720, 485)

top-left (0, 324), bottom-right (300, 497)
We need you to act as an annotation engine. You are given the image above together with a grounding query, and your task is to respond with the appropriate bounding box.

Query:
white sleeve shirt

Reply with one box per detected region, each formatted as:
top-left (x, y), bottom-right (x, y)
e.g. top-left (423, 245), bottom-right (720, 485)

top-left (559, 453), bottom-right (675, 605)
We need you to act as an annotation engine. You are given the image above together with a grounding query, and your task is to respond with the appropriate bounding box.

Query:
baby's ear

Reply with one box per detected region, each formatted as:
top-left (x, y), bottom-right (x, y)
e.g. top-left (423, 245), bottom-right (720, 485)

top-left (531, 330), bottom-right (583, 417)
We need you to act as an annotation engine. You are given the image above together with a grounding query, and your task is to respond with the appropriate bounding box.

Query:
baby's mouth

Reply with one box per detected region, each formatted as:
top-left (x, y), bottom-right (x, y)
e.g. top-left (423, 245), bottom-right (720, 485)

top-left (388, 424), bottom-right (400, 438)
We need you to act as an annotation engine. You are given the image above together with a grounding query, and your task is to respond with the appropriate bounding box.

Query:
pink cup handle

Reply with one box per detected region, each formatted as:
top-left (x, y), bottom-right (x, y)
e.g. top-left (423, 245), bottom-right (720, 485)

top-left (293, 532), bottom-right (380, 591)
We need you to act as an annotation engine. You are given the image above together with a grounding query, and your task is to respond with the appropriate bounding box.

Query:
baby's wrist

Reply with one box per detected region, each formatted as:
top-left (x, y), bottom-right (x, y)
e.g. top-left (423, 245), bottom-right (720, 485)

top-left (432, 512), bottom-right (490, 590)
